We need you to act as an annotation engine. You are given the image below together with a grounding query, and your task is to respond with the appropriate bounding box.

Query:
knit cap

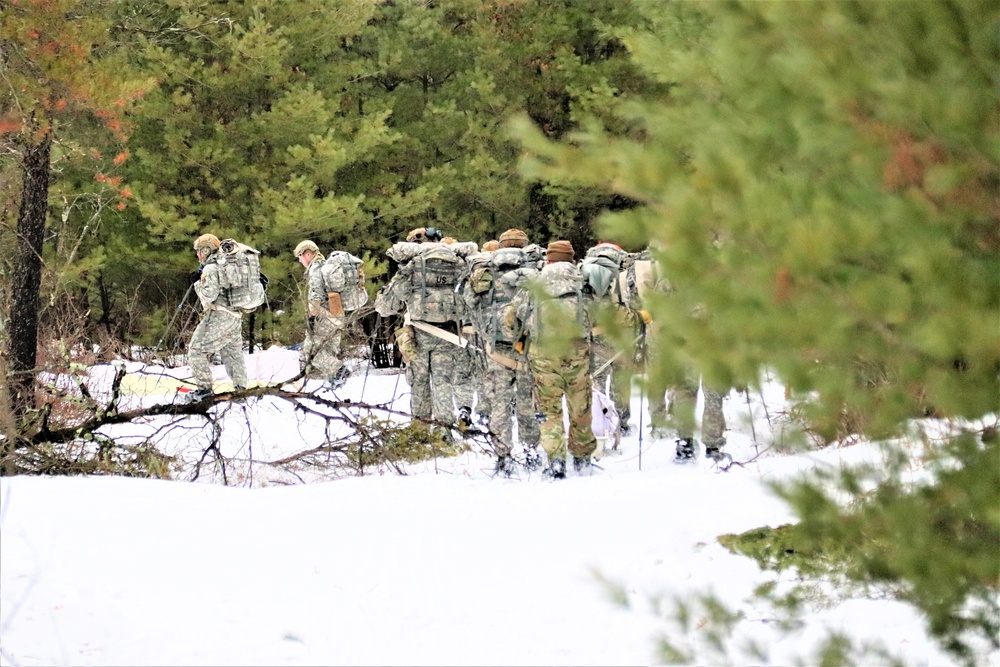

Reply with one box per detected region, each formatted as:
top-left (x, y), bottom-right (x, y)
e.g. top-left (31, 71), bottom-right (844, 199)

top-left (546, 240), bottom-right (574, 263)
top-left (499, 228), bottom-right (529, 248)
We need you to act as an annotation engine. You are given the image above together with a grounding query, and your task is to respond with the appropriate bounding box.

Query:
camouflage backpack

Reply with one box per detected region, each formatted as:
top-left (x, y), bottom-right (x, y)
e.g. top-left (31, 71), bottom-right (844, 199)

top-left (211, 239), bottom-right (267, 313)
top-left (468, 246), bottom-right (530, 344)
top-left (528, 261), bottom-right (590, 347)
top-left (580, 242), bottom-right (629, 304)
top-left (320, 251), bottom-right (368, 312)
top-left (406, 242), bottom-right (467, 324)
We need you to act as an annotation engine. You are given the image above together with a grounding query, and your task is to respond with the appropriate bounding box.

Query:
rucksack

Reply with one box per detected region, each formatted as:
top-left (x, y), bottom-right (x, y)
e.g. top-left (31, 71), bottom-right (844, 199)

top-left (581, 243), bottom-right (629, 304)
top-left (528, 261), bottom-right (590, 345)
top-left (406, 242), bottom-right (467, 324)
top-left (212, 239), bottom-right (266, 313)
top-left (320, 251), bottom-right (368, 312)
top-left (621, 249), bottom-right (657, 308)
top-left (476, 247), bottom-right (528, 344)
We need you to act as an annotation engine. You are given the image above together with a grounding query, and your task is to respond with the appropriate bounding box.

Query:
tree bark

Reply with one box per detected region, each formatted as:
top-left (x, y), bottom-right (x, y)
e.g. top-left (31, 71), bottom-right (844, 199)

top-left (8, 133), bottom-right (52, 418)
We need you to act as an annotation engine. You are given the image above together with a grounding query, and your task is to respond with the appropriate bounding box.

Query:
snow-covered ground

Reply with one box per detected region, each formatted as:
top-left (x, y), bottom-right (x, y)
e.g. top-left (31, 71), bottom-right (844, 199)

top-left (0, 348), bottom-right (990, 666)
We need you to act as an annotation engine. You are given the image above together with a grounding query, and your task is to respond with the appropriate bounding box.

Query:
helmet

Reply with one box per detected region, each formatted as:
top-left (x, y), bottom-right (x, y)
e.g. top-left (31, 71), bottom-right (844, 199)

top-left (441, 236), bottom-right (458, 244)
top-left (482, 240), bottom-right (500, 252)
top-left (499, 228), bottom-right (529, 248)
top-left (193, 234), bottom-right (221, 252)
top-left (294, 240), bottom-right (319, 257)
top-left (406, 227), bottom-right (443, 243)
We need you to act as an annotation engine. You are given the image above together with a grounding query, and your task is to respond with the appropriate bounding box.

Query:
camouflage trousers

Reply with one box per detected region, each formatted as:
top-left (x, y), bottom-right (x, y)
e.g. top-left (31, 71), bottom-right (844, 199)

top-left (406, 326), bottom-right (469, 424)
top-left (189, 308), bottom-right (247, 391)
top-left (484, 345), bottom-right (539, 456)
top-left (591, 337), bottom-right (632, 425)
top-left (470, 348), bottom-right (492, 418)
top-left (649, 372), bottom-right (727, 448)
top-left (300, 313), bottom-right (345, 383)
top-left (450, 340), bottom-right (475, 413)
top-left (529, 341), bottom-right (597, 461)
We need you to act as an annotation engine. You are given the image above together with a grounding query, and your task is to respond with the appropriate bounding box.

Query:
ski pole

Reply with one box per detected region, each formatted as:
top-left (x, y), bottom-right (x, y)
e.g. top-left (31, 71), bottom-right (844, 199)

top-left (637, 322), bottom-right (646, 471)
top-left (155, 282), bottom-right (195, 354)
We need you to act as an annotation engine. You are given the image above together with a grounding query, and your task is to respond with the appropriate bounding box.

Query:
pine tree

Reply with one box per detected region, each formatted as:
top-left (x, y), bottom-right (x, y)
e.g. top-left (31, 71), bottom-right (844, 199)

top-left (512, 1), bottom-right (1000, 660)
top-left (0, 0), bottom-right (150, 417)
top-left (514, 0), bottom-right (1000, 437)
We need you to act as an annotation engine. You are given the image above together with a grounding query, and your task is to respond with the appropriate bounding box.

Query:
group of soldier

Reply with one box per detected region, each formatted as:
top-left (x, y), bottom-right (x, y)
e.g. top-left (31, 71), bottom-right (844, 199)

top-left (185, 227), bottom-right (728, 480)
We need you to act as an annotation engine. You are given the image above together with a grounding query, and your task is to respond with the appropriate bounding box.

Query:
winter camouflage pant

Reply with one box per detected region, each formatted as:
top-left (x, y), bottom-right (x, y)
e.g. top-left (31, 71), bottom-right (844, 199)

top-left (591, 337), bottom-right (632, 425)
top-left (300, 313), bottom-right (344, 383)
top-left (189, 308), bottom-right (247, 391)
top-left (649, 373), bottom-right (727, 449)
top-left (450, 342), bottom-right (475, 413)
top-left (406, 326), bottom-right (467, 424)
top-left (529, 341), bottom-right (597, 461)
top-left (470, 347), bottom-right (492, 418)
top-left (484, 345), bottom-right (539, 455)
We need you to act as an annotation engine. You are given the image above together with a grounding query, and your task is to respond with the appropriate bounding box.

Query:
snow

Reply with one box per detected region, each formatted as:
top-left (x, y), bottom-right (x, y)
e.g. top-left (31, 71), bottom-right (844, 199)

top-left (0, 349), bottom-right (991, 666)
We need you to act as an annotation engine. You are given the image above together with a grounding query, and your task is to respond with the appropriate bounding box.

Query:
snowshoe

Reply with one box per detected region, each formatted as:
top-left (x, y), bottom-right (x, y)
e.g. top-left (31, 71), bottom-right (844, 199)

top-left (183, 388), bottom-right (213, 403)
top-left (572, 456), bottom-right (593, 476)
top-left (493, 453), bottom-right (516, 478)
top-left (705, 447), bottom-right (733, 465)
top-left (543, 457), bottom-right (566, 480)
top-left (673, 437), bottom-right (697, 464)
top-left (523, 446), bottom-right (543, 471)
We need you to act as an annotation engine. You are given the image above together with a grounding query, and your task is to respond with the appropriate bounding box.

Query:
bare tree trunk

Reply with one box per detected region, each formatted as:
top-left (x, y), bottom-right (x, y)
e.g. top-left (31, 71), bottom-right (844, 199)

top-left (8, 133), bottom-right (52, 419)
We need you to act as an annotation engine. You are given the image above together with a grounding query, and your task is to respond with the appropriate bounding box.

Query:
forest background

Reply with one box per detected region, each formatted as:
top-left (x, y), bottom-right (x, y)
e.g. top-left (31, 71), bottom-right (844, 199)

top-left (0, 1), bottom-right (998, 664)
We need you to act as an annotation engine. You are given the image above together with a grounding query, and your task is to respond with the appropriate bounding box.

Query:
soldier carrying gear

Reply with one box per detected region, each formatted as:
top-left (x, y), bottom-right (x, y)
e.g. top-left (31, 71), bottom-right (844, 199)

top-left (186, 231), bottom-right (248, 401)
top-left (506, 240), bottom-right (596, 479)
top-left (294, 239), bottom-right (364, 391)
top-left (463, 229), bottom-right (541, 476)
top-left (375, 232), bottom-right (477, 437)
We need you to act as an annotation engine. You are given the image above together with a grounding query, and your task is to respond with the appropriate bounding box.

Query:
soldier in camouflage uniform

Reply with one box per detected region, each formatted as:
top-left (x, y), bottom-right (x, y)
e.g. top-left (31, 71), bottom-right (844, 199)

top-left (635, 248), bottom-right (728, 461)
top-left (507, 240), bottom-right (596, 479)
top-left (465, 228), bottom-right (542, 475)
top-left (442, 236), bottom-right (476, 427)
top-left (583, 242), bottom-right (635, 433)
top-left (187, 233), bottom-right (248, 401)
top-left (374, 227), bottom-right (472, 434)
top-left (293, 240), bottom-right (349, 389)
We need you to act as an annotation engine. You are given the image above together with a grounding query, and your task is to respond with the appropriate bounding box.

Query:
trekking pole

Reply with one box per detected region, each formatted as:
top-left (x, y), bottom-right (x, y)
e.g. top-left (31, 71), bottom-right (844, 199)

top-left (155, 282), bottom-right (195, 355)
top-left (745, 388), bottom-right (760, 458)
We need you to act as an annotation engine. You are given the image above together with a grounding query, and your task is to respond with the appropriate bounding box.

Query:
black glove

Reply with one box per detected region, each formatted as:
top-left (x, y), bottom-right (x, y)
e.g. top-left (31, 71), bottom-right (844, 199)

top-left (308, 315), bottom-right (316, 328)
top-left (259, 273), bottom-right (270, 290)
top-left (188, 269), bottom-right (202, 284)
